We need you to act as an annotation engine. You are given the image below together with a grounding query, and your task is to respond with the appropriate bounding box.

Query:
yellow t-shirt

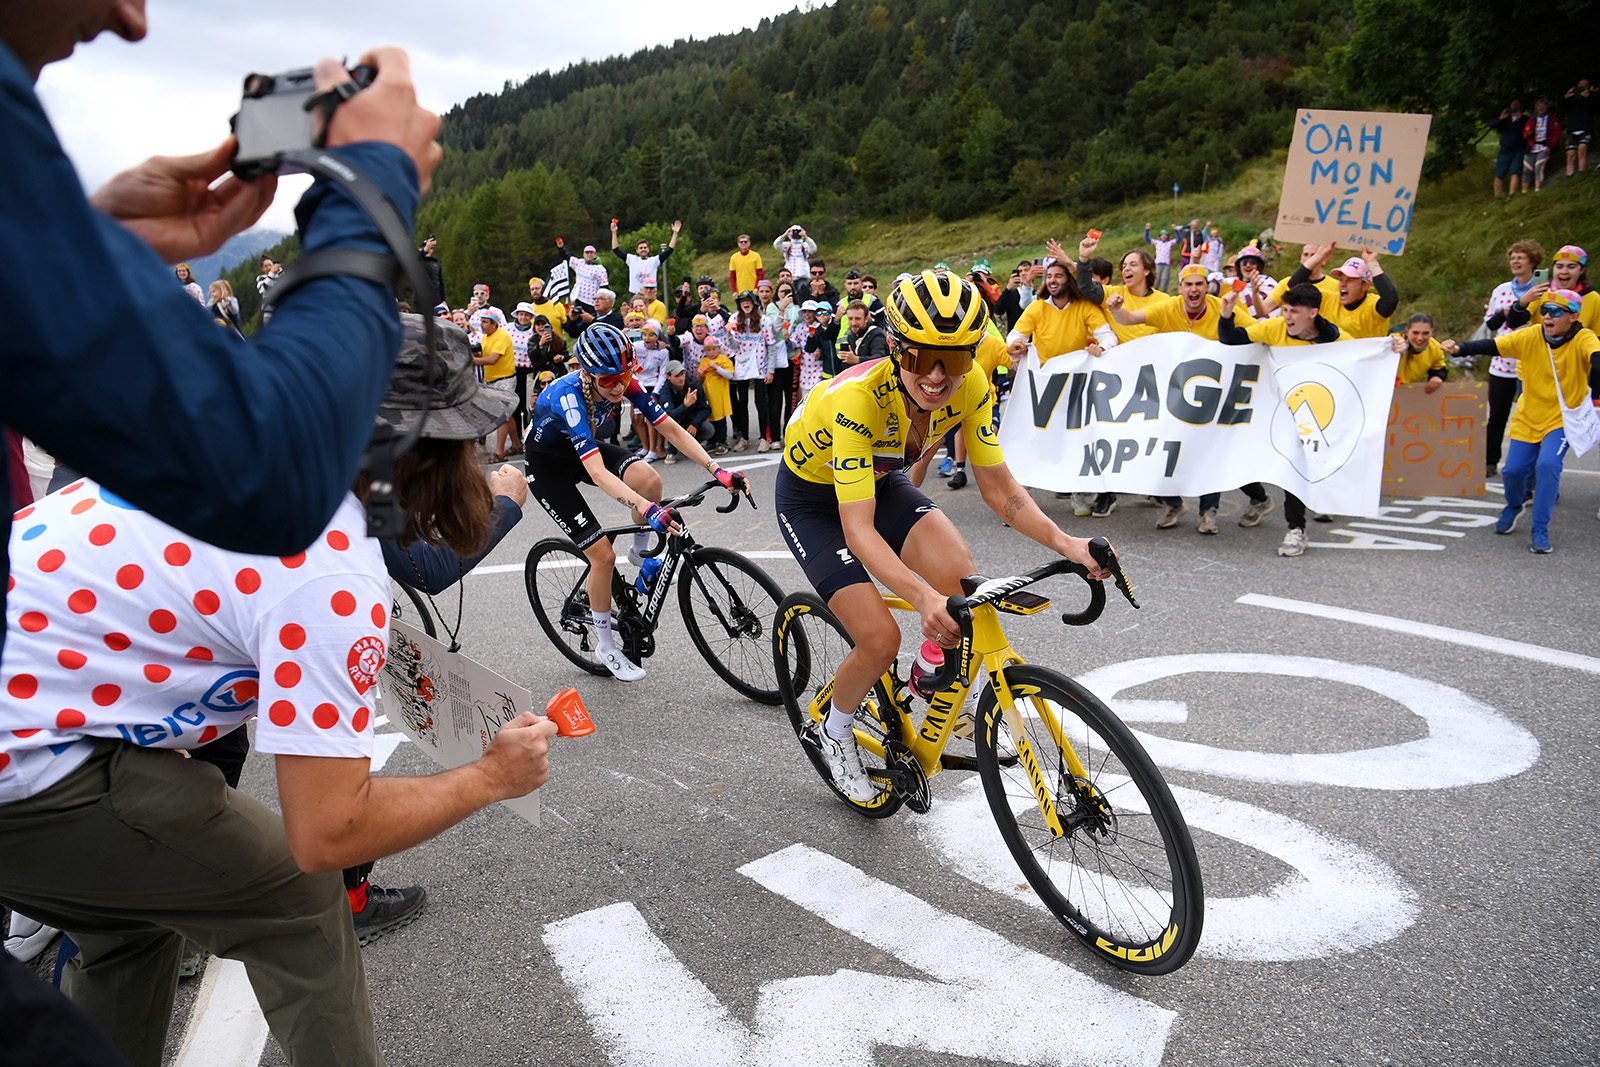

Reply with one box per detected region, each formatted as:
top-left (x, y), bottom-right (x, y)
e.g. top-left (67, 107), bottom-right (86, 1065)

top-left (973, 332), bottom-right (1013, 405)
top-left (1013, 297), bottom-right (1112, 363)
top-left (479, 329), bottom-right (516, 382)
top-left (1396, 338), bottom-right (1446, 384)
top-left (783, 357), bottom-right (1004, 503)
top-left (728, 250), bottom-right (764, 294)
top-left (644, 298), bottom-right (669, 325)
top-left (1239, 316), bottom-right (1345, 347)
top-left (530, 299), bottom-right (567, 335)
top-left (1528, 290), bottom-right (1600, 336)
top-left (698, 354), bottom-right (734, 421)
top-left (1328, 290), bottom-right (1391, 339)
top-left (1102, 284), bottom-right (1174, 342)
top-left (1142, 294), bottom-right (1254, 341)
top-left (1493, 325), bottom-right (1600, 442)
top-left (1269, 274), bottom-right (1340, 316)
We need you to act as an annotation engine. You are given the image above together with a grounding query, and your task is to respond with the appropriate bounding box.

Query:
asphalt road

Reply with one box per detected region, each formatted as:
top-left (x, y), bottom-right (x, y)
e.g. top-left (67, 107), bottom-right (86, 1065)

top-left (164, 442), bottom-right (1600, 1067)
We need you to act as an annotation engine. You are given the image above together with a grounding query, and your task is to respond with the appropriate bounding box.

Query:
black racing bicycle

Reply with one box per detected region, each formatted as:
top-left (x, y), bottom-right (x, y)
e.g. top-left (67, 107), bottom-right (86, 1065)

top-left (525, 479), bottom-right (786, 704)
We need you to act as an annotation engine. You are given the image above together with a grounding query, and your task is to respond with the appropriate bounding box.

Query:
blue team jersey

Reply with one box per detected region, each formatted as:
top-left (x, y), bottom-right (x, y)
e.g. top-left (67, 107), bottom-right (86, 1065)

top-left (527, 370), bottom-right (670, 459)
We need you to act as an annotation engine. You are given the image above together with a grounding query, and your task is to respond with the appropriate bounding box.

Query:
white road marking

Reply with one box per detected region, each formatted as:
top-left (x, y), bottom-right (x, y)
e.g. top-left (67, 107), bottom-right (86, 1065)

top-left (173, 958), bottom-right (270, 1067)
top-left (1077, 653), bottom-right (1539, 789)
top-left (542, 844), bottom-right (1173, 1067)
top-left (1343, 523), bottom-right (1466, 538)
top-left (914, 775), bottom-right (1418, 961)
top-left (1237, 593), bottom-right (1600, 676)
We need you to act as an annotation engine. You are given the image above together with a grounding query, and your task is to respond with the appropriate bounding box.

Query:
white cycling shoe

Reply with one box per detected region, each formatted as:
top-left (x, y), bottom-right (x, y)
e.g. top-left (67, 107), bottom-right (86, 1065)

top-left (816, 726), bottom-right (876, 802)
top-left (599, 647), bottom-right (646, 682)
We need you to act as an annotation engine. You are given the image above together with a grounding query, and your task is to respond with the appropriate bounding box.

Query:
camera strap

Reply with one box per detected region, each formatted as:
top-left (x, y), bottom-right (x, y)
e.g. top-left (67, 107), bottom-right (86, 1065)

top-left (261, 148), bottom-right (442, 539)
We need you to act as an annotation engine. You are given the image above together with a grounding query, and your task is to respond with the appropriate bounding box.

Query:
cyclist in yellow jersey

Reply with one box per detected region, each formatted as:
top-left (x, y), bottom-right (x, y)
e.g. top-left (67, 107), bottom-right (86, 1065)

top-left (776, 271), bottom-right (1112, 801)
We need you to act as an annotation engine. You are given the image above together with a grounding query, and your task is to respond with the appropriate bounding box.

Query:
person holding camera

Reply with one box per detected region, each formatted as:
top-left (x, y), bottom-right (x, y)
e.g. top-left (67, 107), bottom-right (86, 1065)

top-left (774, 224), bottom-right (817, 279)
top-left (417, 234), bottom-right (446, 308)
top-left (0, 315), bottom-right (554, 1067)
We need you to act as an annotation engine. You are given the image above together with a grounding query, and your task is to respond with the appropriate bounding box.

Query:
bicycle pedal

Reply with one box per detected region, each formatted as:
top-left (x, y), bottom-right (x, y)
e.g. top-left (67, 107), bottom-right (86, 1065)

top-left (938, 753), bottom-right (982, 772)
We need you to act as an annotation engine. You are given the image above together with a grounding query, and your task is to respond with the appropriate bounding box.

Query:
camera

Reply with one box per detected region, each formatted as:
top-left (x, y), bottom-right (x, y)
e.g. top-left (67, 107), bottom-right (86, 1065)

top-left (231, 63), bottom-right (376, 179)
top-left (791, 227), bottom-right (802, 238)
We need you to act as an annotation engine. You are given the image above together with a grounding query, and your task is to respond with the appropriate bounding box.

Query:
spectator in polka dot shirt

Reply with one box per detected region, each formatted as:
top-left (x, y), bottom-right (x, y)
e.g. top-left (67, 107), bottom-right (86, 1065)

top-left (0, 317), bottom-right (559, 1067)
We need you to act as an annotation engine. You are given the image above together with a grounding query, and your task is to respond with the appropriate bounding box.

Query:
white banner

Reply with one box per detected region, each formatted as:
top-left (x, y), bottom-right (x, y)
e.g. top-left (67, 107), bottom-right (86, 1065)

top-left (998, 333), bottom-right (1396, 516)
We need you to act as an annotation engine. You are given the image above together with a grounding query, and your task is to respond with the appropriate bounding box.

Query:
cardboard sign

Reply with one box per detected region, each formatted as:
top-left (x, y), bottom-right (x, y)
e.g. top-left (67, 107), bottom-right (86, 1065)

top-left (1382, 381), bottom-right (1487, 498)
top-left (378, 618), bottom-right (541, 826)
top-left (1275, 109), bottom-right (1431, 255)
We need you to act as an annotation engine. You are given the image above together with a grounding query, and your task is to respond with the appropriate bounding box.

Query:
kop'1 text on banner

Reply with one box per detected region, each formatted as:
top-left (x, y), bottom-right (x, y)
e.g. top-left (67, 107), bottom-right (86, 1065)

top-left (1275, 108), bottom-right (1431, 255)
top-left (997, 334), bottom-right (1397, 517)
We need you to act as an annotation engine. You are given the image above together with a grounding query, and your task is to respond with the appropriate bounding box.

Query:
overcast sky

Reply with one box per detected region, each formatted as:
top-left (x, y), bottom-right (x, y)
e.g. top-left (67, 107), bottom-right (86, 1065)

top-left (37, 0), bottom-right (820, 232)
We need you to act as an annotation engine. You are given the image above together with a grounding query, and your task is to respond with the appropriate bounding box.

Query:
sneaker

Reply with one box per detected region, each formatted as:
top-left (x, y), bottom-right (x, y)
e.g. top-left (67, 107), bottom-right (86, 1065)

top-left (731, 437), bottom-right (748, 452)
top-left (640, 450), bottom-right (660, 463)
top-left (1277, 527), bottom-right (1307, 557)
top-left (634, 556), bottom-right (664, 595)
top-left (1072, 492), bottom-right (1093, 517)
top-left (1239, 497), bottom-right (1275, 527)
top-left (1530, 530), bottom-right (1553, 553)
top-left (599, 647), bottom-right (647, 682)
top-left (1090, 493), bottom-right (1118, 518)
top-left (1197, 507), bottom-right (1219, 535)
top-left (711, 444), bottom-right (729, 456)
top-left (816, 726), bottom-right (876, 802)
top-left (1312, 512), bottom-right (1334, 523)
top-left (938, 456), bottom-right (955, 478)
top-left (352, 883), bottom-right (427, 946)
top-left (1495, 501), bottom-right (1524, 535)
top-left (757, 439), bottom-right (771, 453)
top-left (947, 468), bottom-right (968, 490)
top-left (4, 913), bottom-right (59, 964)
top-left (1144, 495), bottom-right (1166, 508)
top-left (664, 452), bottom-right (678, 465)
top-left (178, 939), bottom-right (208, 980)
top-left (1156, 501), bottom-right (1187, 529)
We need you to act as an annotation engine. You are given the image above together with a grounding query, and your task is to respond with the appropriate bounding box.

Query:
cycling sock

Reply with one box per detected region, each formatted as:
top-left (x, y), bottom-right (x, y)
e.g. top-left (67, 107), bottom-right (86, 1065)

top-left (592, 609), bottom-right (617, 653)
top-left (953, 461), bottom-right (965, 471)
top-left (824, 702), bottom-right (856, 741)
top-left (632, 530), bottom-right (650, 559)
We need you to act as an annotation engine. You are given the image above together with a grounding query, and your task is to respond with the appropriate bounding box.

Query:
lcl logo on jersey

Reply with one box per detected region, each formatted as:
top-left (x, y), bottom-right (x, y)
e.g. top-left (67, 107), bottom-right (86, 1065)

top-left (1268, 363), bottom-right (1366, 482)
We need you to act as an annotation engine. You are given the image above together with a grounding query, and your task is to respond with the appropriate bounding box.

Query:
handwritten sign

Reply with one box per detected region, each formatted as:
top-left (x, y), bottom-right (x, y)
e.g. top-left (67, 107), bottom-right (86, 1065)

top-left (1275, 109), bottom-right (1431, 255)
top-left (379, 618), bottom-right (541, 826)
top-left (1382, 381), bottom-right (1487, 498)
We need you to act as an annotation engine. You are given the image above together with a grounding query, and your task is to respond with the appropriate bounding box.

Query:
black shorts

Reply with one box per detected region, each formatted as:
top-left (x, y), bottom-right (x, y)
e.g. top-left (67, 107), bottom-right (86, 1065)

top-left (775, 463), bottom-right (940, 601)
top-left (525, 440), bottom-right (643, 548)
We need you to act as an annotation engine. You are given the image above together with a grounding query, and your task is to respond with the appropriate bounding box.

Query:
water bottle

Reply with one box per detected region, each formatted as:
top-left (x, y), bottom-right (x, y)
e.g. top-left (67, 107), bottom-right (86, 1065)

top-left (635, 556), bottom-right (663, 595)
top-left (908, 639), bottom-right (946, 700)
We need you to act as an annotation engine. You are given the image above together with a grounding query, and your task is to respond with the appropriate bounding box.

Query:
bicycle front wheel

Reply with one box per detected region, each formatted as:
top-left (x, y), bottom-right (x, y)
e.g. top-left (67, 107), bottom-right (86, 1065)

top-left (975, 664), bottom-right (1203, 975)
top-left (772, 592), bottom-right (903, 819)
top-left (524, 538), bottom-right (609, 677)
top-left (679, 546), bottom-right (785, 705)
top-left (391, 581), bottom-right (436, 640)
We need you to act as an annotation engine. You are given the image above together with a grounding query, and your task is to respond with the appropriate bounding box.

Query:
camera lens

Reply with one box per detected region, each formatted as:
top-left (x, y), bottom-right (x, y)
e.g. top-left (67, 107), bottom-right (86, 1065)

top-left (242, 73), bottom-right (274, 98)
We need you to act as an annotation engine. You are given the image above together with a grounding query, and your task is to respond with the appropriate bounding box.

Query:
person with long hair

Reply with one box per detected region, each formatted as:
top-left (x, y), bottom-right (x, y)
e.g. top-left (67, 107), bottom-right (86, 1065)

top-left (726, 290), bottom-right (774, 451)
top-left (208, 279), bottom-right (242, 336)
top-left (1482, 240), bottom-right (1544, 474)
top-left (523, 323), bottom-right (750, 680)
top-left (1501, 244), bottom-right (1600, 402)
top-left (175, 263), bottom-right (204, 303)
top-left (763, 279), bottom-right (799, 432)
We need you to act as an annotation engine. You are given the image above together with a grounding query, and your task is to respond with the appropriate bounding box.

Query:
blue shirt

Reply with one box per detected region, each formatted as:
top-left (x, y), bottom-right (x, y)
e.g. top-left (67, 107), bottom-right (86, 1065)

top-left (527, 371), bottom-right (669, 460)
top-left (0, 40), bottom-right (420, 662)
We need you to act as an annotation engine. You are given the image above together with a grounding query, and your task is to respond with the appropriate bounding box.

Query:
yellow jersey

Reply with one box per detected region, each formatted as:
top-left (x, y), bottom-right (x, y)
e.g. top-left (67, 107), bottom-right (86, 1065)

top-left (1396, 339), bottom-right (1446, 384)
top-left (1493, 325), bottom-right (1599, 442)
top-left (1013, 297), bottom-right (1112, 363)
top-left (1143, 294), bottom-right (1254, 341)
top-left (1269, 274), bottom-right (1340, 316)
top-left (783, 357), bottom-right (1004, 503)
top-left (1103, 285), bottom-right (1173, 343)
top-left (1240, 317), bottom-right (1345, 346)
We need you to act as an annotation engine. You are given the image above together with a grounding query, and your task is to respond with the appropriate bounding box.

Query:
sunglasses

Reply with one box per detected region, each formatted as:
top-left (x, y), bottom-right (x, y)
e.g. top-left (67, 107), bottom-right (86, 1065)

top-left (595, 367), bottom-right (635, 390)
top-left (898, 345), bottom-right (974, 378)
top-left (810, 270), bottom-right (825, 276)
top-left (1541, 306), bottom-right (1572, 317)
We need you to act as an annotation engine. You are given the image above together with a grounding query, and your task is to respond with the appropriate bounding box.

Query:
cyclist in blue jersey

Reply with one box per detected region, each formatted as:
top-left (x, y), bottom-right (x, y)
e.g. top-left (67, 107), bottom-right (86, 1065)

top-left (525, 322), bottom-right (750, 680)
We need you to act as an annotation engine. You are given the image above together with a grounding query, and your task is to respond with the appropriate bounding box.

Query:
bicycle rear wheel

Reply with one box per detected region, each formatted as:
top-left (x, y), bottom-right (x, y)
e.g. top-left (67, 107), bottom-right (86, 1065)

top-left (679, 546), bottom-right (785, 705)
top-left (771, 592), bottom-right (903, 818)
top-left (974, 664), bottom-right (1203, 975)
top-left (524, 538), bottom-right (609, 677)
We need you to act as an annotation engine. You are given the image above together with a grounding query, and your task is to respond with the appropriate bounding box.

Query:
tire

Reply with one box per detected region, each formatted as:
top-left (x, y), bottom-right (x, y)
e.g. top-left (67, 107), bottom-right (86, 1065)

top-left (524, 538), bottom-right (610, 677)
top-left (771, 592), bottom-right (903, 818)
top-left (974, 664), bottom-right (1203, 975)
top-left (679, 546), bottom-right (786, 705)
top-left (392, 581), bottom-right (436, 640)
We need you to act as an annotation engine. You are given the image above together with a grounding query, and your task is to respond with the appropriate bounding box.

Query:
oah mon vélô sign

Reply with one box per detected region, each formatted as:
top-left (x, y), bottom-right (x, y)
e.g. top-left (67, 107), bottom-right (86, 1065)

top-left (1276, 109), bottom-right (1431, 255)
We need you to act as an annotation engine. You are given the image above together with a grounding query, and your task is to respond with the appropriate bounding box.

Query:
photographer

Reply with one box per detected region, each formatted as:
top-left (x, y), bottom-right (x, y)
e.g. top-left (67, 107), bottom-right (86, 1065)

top-left (0, 21), bottom-right (443, 646)
top-left (773, 223), bottom-right (817, 278)
top-left (417, 234), bottom-right (446, 308)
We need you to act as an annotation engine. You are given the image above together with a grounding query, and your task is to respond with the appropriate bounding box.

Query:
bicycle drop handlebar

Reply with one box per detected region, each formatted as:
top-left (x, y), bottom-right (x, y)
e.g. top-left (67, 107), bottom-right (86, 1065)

top-left (636, 478), bottom-right (757, 558)
top-left (919, 536), bottom-right (1137, 693)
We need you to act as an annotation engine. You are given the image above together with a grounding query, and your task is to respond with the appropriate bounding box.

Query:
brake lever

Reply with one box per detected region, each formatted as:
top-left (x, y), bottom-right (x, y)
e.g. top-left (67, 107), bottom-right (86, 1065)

top-left (1088, 536), bottom-right (1138, 609)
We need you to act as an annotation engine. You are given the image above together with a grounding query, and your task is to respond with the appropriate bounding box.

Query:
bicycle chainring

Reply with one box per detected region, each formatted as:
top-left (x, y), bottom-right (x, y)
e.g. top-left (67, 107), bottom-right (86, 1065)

top-left (616, 611), bottom-right (654, 662)
top-left (885, 739), bottom-right (931, 814)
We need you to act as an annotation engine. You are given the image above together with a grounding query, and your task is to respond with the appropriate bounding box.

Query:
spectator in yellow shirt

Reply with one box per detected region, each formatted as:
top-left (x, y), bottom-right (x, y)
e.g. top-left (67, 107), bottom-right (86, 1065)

top-left (1101, 249), bottom-right (1173, 343)
top-left (728, 234), bottom-right (765, 294)
top-left (1396, 313), bottom-right (1448, 390)
top-left (698, 337), bottom-right (736, 451)
top-left (528, 276), bottom-right (567, 336)
top-left (1325, 252), bottom-right (1399, 338)
top-left (473, 311), bottom-right (519, 460)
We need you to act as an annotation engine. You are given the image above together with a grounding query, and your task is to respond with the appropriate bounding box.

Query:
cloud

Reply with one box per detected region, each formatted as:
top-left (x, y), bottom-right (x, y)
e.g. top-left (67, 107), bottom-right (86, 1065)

top-left (36, 0), bottom-right (821, 233)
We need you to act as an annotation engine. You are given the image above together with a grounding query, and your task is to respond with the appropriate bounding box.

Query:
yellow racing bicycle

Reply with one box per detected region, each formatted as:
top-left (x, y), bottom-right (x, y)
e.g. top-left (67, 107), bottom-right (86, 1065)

top-left (771, 538), bottom-right (1203, 975)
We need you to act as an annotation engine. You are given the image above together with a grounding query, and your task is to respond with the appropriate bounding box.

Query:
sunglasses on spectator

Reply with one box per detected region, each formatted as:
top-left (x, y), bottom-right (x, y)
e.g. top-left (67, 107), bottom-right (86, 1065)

top-left (810, 269), bottom-right (825, 276)
top-left (897, 345), bottom-right (974, 377)
top-left (1540, 306), bottom-right (1571, 317)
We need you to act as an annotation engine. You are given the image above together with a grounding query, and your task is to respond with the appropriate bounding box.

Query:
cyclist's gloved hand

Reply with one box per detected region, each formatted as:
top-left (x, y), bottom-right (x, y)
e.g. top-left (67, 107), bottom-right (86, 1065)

top-left (644, 502), bottom-right (681, 535)
top-left (712, 467), bottom-right (749, 494)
